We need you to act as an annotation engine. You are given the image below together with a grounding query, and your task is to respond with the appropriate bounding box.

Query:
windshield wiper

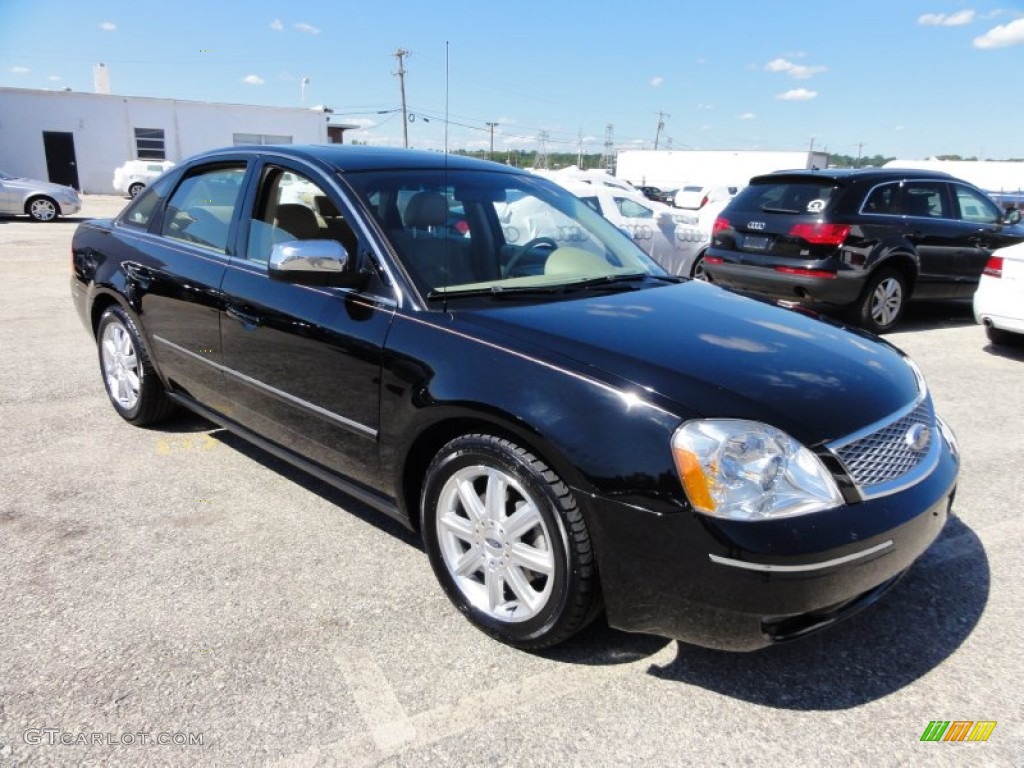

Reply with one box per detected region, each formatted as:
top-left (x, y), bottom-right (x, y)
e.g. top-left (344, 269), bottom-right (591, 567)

top-left (426, 273), bottom-right (682, 301)
top-left (426, 284), bottom-right (564, 300)
top-left (760, 205), bottom-right (800, 214)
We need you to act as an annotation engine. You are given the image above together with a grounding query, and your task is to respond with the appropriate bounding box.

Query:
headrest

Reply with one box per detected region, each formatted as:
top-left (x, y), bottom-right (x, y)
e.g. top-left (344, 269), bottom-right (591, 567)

top-left (274, 204), bottom-right (320, 240)
top-left (403, 191), bottom-right (448, 228)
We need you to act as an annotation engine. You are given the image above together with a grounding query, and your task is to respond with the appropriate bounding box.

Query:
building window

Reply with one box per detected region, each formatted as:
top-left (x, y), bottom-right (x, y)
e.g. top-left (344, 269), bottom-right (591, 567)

top-left (232, 133), bottom-right (293, 146)
top-left (134, 128), bottom-right (166, 160)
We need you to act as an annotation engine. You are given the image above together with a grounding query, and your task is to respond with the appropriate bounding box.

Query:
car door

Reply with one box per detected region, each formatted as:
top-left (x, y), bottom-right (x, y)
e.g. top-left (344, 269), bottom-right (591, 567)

top-left (950, 183), bottom-right (1017, 296)
top-left (218, 159), bottom-right (395, 487)
top-left (121, 160), bottom-right (249, 409)
top-left (894, 180), bottom-right (962, 299)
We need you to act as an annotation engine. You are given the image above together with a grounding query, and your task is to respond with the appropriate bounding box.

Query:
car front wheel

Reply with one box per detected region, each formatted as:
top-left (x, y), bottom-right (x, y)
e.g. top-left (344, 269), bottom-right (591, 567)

top-left (421, 434), bottom-right (601, 649)
top-left (128, 183), bottom-right (145, 198)
top-left (27, 196), bottom-right (58, 222)
top-left (96, 305), bottom-right (174, 425)
top-left (856, 267), bottom-right (907, 333)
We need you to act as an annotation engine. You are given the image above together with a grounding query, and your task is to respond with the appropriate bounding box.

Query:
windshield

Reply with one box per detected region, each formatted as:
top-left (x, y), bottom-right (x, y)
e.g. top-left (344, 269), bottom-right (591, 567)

top-left (0, 170), bottom-right (15, 180)
top-left (343, 168), bottom-right (666, 298)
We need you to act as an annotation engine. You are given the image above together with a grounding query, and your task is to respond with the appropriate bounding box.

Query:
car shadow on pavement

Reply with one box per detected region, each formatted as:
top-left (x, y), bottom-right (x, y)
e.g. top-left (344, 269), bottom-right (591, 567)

top-left (208, 427), bottom-right (422, 549)
top-left (983, 340), bottom-right (1024, 361)
top-left (636, 515), bottom-right (988, 709)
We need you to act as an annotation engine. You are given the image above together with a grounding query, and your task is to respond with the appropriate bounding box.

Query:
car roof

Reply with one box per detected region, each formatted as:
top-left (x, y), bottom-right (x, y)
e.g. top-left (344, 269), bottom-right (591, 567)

top-left (182, 144), bottom-right (527, 175)
top-left (748, 167), bottom-right (957, 185)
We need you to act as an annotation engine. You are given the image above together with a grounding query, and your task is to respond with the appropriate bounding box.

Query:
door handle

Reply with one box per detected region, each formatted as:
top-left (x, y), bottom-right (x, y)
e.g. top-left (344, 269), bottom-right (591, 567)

top-left (226, 306), bottom-right (261, 327)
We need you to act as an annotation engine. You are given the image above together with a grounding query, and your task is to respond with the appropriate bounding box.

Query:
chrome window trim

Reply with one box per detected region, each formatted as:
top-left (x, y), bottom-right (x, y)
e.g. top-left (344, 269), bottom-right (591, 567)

top-left (153, 335), bottom-right (378, 439)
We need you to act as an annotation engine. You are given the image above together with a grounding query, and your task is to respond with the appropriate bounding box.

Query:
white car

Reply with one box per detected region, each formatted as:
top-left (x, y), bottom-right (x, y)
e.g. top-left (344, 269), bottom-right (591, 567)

top-left (558, 180), bottom-right (711, 277)
top-left (673, 184), bottom-right (736, 211)
top-left (113, 160), bottom-right (175, 198)
top-left (0, 169), bottom-right (81, 221)
top-left (974, 240), bottom-right (1024, 345)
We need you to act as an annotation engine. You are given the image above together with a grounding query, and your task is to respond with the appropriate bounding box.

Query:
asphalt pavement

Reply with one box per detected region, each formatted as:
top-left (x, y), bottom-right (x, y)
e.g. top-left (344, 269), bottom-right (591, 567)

top-left (0, 196), bottom-right (1020, 767)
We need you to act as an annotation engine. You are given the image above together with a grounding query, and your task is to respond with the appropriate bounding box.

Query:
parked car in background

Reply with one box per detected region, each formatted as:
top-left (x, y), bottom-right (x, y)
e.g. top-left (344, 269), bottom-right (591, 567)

top-left (636, 185), bottom-right (675, 205)
top-left (556, 179), bottom-right (709, 276)
top-left (0, 169), bottom-right (81, 221)
top-left (674, 184), bottom-right (736, 211)
top-left (113, 159), bottom-right (175, 198)
top-left (974, 241), bottom-right (1024, 344)
top-left (71, 145), bottom-right (959, 652)
top-left (705, 168), bottom-right (1024, 333)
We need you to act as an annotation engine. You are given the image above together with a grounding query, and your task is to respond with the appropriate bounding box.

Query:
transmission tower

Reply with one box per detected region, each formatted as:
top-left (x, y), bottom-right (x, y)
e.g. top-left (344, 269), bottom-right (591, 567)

top-left (602, 124), bottom-right (614, 171)
top-left (537, 130), bottom-right (550, 169)
top-left (393, 48), bottom-right (410, 148)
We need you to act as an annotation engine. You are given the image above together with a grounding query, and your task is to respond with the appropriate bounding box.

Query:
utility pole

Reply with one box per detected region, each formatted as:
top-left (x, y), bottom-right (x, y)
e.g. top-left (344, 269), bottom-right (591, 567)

top-left (654, 111), bottom-right (670, 150)
top-left (485, 122), bottom-right (498, 160)
top-left (577, 129), bottom-right (584, 169)
top-left (393, 48), bottom-right (410, 148)
top-left (855, 142), bottom-right (864, 168)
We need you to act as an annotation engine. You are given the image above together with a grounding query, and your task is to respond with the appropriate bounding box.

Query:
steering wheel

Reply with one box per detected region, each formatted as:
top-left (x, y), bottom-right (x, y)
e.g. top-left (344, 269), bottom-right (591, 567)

top-left (503, 237), bottom-right (559, 277)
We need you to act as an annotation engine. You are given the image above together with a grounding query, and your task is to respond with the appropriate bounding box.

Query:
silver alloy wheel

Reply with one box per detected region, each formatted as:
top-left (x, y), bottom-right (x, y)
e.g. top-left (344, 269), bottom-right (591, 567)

top-left (870, 276), bottom-right (903, 327)
top-left (436, 465), bottom-right (556, 623)
top-left (29, 198), bottom-right (57, 221)
top-left (100, 321), bottom-right (141, 410)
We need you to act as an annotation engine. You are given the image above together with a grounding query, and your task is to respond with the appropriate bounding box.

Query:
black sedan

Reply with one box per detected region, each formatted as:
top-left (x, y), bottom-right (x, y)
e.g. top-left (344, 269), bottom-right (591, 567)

top-left (71, 146), bottom-right (959, 651)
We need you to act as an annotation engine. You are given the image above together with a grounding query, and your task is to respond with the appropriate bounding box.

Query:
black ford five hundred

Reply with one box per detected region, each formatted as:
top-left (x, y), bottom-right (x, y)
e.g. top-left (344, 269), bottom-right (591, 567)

top-left (71, 146), bottom-right (959, 651)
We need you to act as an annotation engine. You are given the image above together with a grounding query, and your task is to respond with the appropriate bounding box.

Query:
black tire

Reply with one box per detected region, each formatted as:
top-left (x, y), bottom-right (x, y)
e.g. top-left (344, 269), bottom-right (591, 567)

top-left (855, 267), bottom-right (907, 333)
top-left (985, 324), bottom-right (1023, 346)
top-left (26, 196), bottom-right (58, 222)
top-left (421, 434), bottom-right (601, 649)
top-left (96, 305), bottom-right (174, 425)
top-left (128, 183), bottom-right (145, 198)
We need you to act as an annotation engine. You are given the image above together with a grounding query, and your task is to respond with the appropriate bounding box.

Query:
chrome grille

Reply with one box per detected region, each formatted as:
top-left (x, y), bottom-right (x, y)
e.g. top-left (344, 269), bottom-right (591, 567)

top-left (832, 400), bottom-right (934, 490)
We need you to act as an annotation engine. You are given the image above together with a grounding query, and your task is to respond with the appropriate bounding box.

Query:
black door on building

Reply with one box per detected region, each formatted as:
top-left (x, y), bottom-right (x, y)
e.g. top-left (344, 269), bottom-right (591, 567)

top-left (42, 131), bottom-right (80, 190)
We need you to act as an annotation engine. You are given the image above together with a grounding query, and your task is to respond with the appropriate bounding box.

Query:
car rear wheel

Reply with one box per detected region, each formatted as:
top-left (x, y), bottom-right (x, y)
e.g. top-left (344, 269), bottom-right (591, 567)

top-left (27, 196), bottom-right (58, 222)
top-left (691, 251), bottom-right (711, 282)
top-left (857, 267), bottom-right (907, 333)
top-left (97, 306), bottom-right (174, 425)
top-left (421, 434), bottom-right (600, 649)
top-left (128, 183), bottom-right (145, 198)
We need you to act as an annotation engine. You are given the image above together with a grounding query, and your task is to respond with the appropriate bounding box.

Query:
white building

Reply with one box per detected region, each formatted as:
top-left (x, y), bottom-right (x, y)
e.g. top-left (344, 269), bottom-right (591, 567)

top-left (616, 149), bottom-right (831, 191)
top-left (0, 87), bottom-right (350, 194)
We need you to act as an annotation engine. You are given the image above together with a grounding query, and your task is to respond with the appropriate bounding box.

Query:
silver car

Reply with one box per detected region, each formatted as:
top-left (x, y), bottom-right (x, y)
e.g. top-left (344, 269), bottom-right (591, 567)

top-left (0, 170), bottom-right (82, 221)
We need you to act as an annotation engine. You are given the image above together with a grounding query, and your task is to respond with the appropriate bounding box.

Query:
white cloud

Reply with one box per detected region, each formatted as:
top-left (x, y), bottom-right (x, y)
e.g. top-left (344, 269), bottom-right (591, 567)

top-left (739, 112), bottom-right (756, 120)
top-left (650, 76), bottom-right (663, 87)
top-left (973, 17), bottom-right (1024, 48)
top-left (11, 66), bottom-right (30, 74)
top-left (918, 10), bottom-right (976, 26)
top-left (294, 22), bottom-right (320, 34)
top-left (765, 57), bottom-right (827, 79)
top-left (48, 75), bottom-right (61, 81)
top-left (242, 74), bottom-right (265, 85)
top-left (270, 19), bottom-right (284, 31)
top-left (696, 103), bottom-right (714, 111)
top-left (98, 21), bottom-right (117, 31)
top-left (777, 88), bottom-right (818, 101)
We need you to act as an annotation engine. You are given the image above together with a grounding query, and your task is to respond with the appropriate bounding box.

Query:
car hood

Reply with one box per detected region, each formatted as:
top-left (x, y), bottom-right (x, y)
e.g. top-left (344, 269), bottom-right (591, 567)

top-left (6, 177), bottom-right (77, 196)
top-left (460, 280), bottom-right (920, 446)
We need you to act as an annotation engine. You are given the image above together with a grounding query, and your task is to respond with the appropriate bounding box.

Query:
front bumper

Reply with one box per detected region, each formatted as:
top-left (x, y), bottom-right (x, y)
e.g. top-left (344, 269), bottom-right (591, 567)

top-left (580, 430), bottom-right (958, 651)
top-left (59, 197), bottom-right (82, 216)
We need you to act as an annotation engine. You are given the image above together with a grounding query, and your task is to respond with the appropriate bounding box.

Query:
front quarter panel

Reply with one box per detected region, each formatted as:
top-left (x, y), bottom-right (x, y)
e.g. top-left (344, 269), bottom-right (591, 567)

top-left (379, 311), bottom-right (689, 521)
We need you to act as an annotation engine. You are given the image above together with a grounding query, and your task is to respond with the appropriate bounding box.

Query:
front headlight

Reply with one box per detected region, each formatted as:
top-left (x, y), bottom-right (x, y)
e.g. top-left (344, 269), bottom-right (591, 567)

top-left (671, 419), bottom-right (843, 520)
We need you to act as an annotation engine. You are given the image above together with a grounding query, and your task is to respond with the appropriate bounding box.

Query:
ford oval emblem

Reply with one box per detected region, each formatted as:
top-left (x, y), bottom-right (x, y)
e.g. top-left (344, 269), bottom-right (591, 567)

top-left (905, 423), bottom-right (931, 452)
top-left (748, 221), bottom-right (766, 231)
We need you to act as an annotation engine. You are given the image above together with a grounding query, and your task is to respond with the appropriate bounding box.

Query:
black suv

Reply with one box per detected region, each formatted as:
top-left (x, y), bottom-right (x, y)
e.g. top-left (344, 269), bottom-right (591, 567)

top-left (704, 168), bottom-right (1024, 332)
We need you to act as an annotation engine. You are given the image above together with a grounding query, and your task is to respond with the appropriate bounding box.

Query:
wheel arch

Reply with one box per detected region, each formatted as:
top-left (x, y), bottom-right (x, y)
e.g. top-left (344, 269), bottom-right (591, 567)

top-left (868, 248), bottom-right (918, 294)
top-left (396, 409), bottom-right (590, 536)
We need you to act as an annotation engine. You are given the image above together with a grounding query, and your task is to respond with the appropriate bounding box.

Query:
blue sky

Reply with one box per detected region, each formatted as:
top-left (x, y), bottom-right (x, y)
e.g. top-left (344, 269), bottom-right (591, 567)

top-left (2, 1), bottom-right (1023, 159)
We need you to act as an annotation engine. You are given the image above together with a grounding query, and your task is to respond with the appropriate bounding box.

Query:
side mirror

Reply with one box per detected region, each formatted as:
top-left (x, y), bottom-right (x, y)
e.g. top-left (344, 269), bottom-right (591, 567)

top-left (1003, 208), bottom-right (1022, 226)
top-left (268, 239), bottom-right (367, 288)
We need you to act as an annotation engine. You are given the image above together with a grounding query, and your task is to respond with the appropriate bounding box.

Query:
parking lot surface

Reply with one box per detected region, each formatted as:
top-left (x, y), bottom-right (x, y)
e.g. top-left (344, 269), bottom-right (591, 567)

top-left (1, 196), bottom-right (1021, 767)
